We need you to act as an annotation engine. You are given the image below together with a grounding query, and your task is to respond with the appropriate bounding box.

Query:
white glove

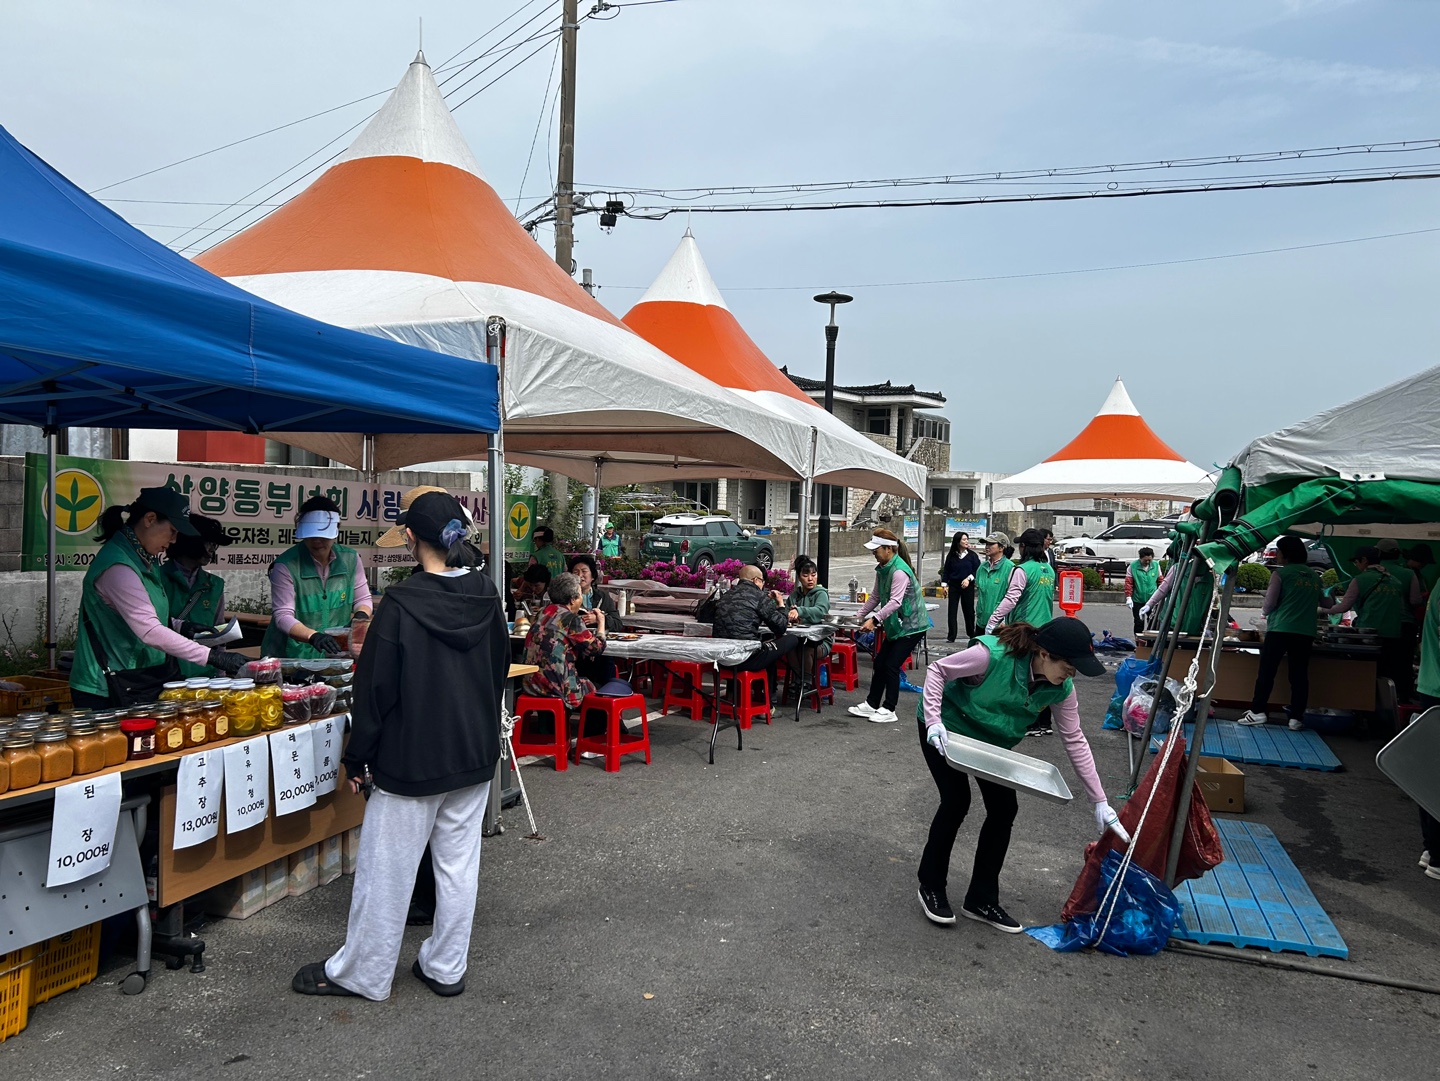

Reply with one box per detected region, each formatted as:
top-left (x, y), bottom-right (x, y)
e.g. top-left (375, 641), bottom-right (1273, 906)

top-left (1138, 603), bottom-right (1151, 619)
top-left (1124, 597), bottom-right (1134, 609)
top-left (925, 721), bottom-right (947, 755)
top-left (1094, 800), bottom-right (1131, 844)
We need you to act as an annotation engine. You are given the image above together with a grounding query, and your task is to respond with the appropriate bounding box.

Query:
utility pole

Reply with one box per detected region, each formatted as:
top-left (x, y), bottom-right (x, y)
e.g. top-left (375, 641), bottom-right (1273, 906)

top-left (547, 0), bottom-right (581, 525)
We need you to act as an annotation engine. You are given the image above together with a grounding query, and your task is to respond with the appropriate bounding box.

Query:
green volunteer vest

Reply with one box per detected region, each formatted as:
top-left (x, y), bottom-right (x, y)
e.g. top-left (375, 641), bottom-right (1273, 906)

top-left (1266, 563), bottom-right (1322, 637)
top-left (261, 543), bottom-right (360, 658)
top-left (872, 553), bottom-right (930, 639)
top-left (921, 636), bottom-right (1074, 749)
top-left (534, 544), bottom-right (568, 578)
top-left (1353, 566), bottom-right (1404, 639)
top-left (160, 560), bottom-right (225, 677)
top-left (71, 531), bottom-right (172, 698)
top-left (1383, 559), bottom-right (1418, 625)
top-left (1008, 559), bottom-right (1055, 626)
top-left (975, 558), bottom-right (1015, 630)
top-left (1128, 559), bottom-right (1159, 606)
top-left (1421, 563), bottom-right (1440, 596)
top-left (1418, 581), bottom-right (1440, 699)
top-left (599, 536), bottom-right (620, 557)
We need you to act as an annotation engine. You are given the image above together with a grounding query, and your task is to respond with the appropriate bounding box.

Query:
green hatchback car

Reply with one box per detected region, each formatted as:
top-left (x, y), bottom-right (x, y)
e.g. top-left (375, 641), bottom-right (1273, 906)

top-left (640, 513), bottom-right (775, 571)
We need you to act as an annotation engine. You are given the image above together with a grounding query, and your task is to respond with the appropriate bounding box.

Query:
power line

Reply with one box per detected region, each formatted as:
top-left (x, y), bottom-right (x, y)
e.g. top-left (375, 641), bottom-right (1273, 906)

top-left (515, 38), bottom-right (564, 213)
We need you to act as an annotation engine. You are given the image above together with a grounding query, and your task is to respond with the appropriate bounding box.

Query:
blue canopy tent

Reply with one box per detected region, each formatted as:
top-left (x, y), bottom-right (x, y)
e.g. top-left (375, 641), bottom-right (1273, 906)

top-left (0, 124), bottom-right (501, 657)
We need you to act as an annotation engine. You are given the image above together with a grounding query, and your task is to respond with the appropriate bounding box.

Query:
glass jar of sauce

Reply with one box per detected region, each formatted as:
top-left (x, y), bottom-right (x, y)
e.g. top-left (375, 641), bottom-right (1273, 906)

top-left (180, 702), bottom-right (209, 748)
top-left (200, 699), bottom-right (229, 741)
top-left (67, 721), bottom-right (106, 776)
top-left (282, 685), bottom-right (312, 725)
top-left (94, 712), bottom-right (129, 767)
top-left (3, 734), bottom-right (41, 790)
top-left (153, 706), bottom-right (185, 754)
top-left (121, 716), bottom-right (156, 760)
top-left (0, 749), bottom-right (7, 794)
top-left (35, 728), bottom-right (74, 783)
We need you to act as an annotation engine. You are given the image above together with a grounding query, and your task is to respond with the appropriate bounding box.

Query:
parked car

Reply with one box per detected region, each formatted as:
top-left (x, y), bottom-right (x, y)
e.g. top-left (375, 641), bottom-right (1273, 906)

top-left (640, 513), bottom-right (775, 571)
top-left (1260, 538), bottom-right (1333, 570)
top-left (1056, 519), bottom-right (1176, 569)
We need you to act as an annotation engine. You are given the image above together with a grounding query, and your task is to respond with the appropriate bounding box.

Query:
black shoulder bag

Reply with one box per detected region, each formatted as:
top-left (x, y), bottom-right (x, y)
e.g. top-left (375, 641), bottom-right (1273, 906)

top-left (81, 609), bottom-right (180, 707)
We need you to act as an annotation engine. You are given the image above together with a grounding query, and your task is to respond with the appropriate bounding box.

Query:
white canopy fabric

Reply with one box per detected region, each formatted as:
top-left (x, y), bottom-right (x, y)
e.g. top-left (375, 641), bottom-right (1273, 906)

top-left (195, 53), bottom-right (811, 482)
top-left (622, 233), bottom-right (924, 499)
top-left (1228, 364), bottom-right (1440, 487)
top-left (993, 379), bottom-right (1213, 505)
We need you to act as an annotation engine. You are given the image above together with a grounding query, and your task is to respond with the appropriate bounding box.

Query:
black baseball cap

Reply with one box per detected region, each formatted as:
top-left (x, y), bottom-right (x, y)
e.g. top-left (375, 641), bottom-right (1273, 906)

top-left (1354, 546), bottom-right (1382, 565)
top-left (133, 486), bottom-right (199, 536)
top-left (1034, 617), bottom-right (1106, 677)
top-left (396, 490), bottom-right (468, 548)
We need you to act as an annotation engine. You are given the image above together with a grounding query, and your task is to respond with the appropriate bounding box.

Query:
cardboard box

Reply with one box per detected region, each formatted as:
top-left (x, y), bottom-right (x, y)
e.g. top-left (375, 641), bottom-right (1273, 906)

top-left (341, 826), bottom-right (361, 875)
top-left (264, 857), bottom-right (290, 906)
top-left (1196, 756), bottom-right (1245, 813)
top-left (287, 844), bottom-right (319, 896)
top-left (317, 835), bottom-right (342, 886)
top-left (201, 868), bottom-right (268, 920)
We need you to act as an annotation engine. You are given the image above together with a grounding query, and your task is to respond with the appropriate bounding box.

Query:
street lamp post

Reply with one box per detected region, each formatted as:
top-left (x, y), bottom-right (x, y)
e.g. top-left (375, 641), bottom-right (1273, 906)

top-left (812, 290), bottom-right (853, 587)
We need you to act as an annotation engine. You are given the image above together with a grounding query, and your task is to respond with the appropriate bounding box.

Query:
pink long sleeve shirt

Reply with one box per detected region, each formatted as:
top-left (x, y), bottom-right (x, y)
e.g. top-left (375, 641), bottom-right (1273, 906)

top-left (268, 554), bottom-right (373, 635)
top-left (920, 642), bottom-right (1107, 804)
top-left (983, 566), bottom-right (1028, 633)
top-left (857, 560), bottom-right (912, 623)
top-left (94, 565), bottom-right (213, 667)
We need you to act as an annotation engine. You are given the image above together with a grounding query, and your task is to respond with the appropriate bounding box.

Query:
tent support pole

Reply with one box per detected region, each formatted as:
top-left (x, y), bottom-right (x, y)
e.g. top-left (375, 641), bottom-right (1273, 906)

top-left (592, 458), bottom-right (604, 555)
top-left (362, 434), bottom-right (379, 594)
top-left (45, 409), bottom-right (58, 671)
top-left (796, 427), bottom-right (817, 561)
top-left (1165, 565), bottom-right (1233, 887)
top-left (486, 319), bottom-right (508, 597)
top-left (1127, 544), bottom-right (1198, 793)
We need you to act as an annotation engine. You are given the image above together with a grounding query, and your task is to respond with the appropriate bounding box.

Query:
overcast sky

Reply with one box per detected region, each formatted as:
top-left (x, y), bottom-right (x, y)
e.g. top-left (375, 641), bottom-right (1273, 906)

top-left (4, 1), bottom-right (1439, 474)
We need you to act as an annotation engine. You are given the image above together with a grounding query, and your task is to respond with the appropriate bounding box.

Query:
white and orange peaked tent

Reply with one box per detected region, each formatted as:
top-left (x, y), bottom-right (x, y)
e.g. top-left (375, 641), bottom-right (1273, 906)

top-left (196, 54), bottom-right (809, 482)
top-left (992, 379), bottom-right (1213, 504)
top-left (622, 233), bottom-right (924, 499)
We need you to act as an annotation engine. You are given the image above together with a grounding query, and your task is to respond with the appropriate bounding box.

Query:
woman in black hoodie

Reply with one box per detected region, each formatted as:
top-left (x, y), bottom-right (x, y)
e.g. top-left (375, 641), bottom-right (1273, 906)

top-left (293, 491), bottom-right (509, 1001)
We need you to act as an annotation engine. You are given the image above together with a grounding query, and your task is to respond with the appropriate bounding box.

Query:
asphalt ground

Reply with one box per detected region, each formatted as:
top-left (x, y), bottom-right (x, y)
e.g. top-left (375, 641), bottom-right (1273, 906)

top-left (4, 601), bottom-right (1438, 1080)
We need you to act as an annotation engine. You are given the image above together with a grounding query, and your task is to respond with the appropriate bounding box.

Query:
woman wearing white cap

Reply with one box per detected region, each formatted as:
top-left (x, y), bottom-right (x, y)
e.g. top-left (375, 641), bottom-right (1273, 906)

top-left (848, 526), bottom-right (932, 724)
top-left (262, 495), bottom-right (372, 658)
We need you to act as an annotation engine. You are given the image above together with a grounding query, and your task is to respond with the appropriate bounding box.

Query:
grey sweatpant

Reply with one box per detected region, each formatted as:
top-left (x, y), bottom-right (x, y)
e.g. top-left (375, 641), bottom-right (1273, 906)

top-left (324, 780), bottom-right (491, 1000)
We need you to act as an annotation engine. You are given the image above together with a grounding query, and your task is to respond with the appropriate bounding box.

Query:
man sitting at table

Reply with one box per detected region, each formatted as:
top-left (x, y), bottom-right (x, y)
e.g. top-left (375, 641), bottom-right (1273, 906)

top-left (713, 564), bottom-right (801, 699)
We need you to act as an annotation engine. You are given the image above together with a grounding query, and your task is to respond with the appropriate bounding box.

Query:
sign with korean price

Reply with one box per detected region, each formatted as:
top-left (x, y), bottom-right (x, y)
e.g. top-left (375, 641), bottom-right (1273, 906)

top-left (174, 751), bottom-right (222, 850)
top-left (223, 738), bottom-right (272, 834)
top-left (21, 452), bottom-right (485, 571)
top-left (270, 725), bottom-right (318, 816)
top-left (47, 771), bottom-right (122, 887)
top-left (311, 715), bottom-right (344, 797)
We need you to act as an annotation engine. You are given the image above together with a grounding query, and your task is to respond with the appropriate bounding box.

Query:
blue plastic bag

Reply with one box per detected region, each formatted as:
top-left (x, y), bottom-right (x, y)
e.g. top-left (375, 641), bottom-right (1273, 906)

top-left (1026, 851), bottom-right (1182, 956)
top-left (1104, 655), bottom-right (1160, 730)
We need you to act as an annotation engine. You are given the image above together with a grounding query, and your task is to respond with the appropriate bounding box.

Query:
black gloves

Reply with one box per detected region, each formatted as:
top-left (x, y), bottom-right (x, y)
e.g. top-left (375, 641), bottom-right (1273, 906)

top-left (178, 620), bottom-right (211, 640)
top-left (308, 631), bottom-right (344, 656)
top-left (208, 647), bottom-right (248, 675)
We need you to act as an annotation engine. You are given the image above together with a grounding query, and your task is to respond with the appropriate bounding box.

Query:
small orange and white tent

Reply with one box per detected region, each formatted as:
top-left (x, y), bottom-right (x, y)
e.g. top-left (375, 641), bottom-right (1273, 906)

top-left (195, 53), bottom-right (810, 483)
top-left (992, 379), bottom-right (1213, 504)
top-left (622, 232), bottom-right (924, 499)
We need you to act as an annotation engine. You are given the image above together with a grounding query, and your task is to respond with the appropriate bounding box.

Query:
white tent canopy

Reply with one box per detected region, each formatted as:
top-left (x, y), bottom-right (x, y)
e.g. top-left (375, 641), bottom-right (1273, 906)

top-left (993, 379), bottom-right (1213, 505)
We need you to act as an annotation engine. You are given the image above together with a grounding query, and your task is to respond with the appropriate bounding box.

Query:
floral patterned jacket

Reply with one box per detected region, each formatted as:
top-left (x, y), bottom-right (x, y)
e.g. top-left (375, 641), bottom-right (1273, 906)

top-left (521, 603), bottom-right (606, 709)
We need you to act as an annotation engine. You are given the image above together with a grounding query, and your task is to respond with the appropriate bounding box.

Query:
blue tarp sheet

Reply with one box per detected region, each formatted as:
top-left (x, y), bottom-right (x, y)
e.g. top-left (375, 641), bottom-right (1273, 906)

top-left (0, 125), bottom-right (498, 436)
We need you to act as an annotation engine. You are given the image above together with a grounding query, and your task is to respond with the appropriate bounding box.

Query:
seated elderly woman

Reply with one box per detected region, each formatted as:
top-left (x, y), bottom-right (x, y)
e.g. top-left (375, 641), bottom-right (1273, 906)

top-left (522, 572), bottom-right (630, 713)
top-left (567, 553), bottom-right (621, 626)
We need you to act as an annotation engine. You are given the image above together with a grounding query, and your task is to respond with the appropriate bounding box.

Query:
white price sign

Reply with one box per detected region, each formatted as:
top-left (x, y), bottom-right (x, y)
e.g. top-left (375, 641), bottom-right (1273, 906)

top-left (270, 726), bottom-right (317, 816)
top-left (223, 739), bottom-right (271, 834)
top-left (47, 771), bottom-right (121, 887)
top-left (311, 715), bottom-right (343, 797)
top-left (173, 751), bottom-right (222, 850)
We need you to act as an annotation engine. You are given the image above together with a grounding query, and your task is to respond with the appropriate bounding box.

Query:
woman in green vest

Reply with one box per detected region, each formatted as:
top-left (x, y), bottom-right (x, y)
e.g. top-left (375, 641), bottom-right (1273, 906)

top-left (598, 523), bottom-right (622, 558)
top-left (1140, 553), bottom-right (1215, 637)
top-left (159, 513), bottom-right (233, 678)
top-left (915, 617), bottom-right (1126, 931)
top-left (985, 529), bottom-right (1054, 632)
top-left (848, 527), bottom-right (932, 725)
top-left (262, 495), bottom-right (373, 658)
top-left (1412, 576), bottom-right (1440, 879)
top-left (71, 488), bottom-right (249, 708)
top-left (1322, 545), bottom-right (1409, 702)
top-left (1125, 547), bottom-right (1160, 638)
top-left (973, 531), bottom-right (1016, 634)
top-left (1239, 536), bottom-right (1322, 731)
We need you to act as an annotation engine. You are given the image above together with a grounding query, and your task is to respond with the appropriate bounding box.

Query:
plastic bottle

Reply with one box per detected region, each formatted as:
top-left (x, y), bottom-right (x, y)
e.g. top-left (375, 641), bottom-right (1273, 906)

top-left (848, 576), bottom-right (860, 603)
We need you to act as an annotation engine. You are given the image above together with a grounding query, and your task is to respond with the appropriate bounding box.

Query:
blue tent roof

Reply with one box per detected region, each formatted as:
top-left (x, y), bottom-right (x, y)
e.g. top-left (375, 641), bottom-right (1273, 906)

top-left (0, 125), bottom-right (498, 435)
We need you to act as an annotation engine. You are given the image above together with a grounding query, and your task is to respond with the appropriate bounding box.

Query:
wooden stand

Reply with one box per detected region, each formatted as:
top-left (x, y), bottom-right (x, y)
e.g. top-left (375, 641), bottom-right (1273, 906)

top-left (1136, 639), bottom-right (1376, 711)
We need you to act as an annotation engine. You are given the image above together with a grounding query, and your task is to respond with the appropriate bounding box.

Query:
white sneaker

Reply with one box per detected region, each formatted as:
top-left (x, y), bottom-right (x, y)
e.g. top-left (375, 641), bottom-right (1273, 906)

top-left (848, 702), bottom-right (878, 718)
top-left (1420, 850), bottom-right (1431, 869)
top-left (869, 708), bottom-right (899, 724)
top-left (1237, 710), bottom-right (1268, 727)
top-left (1288, 717), bottom-right (1304, 731)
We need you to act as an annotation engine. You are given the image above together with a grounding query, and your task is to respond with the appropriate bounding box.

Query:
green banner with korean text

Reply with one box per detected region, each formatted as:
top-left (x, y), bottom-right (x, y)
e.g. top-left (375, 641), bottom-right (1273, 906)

top-left (21, 454), bottom-right (486, 572)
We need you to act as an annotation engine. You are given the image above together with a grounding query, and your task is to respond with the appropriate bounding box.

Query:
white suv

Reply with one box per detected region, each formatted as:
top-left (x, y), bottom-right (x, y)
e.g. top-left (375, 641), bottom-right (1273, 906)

top-left (1057, 520), bottom-right (1175, 569)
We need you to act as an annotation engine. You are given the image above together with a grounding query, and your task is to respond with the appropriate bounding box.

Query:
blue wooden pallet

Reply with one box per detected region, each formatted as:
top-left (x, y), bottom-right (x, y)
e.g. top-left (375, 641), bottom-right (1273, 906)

top-left (1171, 819), bottom-right (1348, 958)
top-left (1149, 721), bottom-right (1342, 771)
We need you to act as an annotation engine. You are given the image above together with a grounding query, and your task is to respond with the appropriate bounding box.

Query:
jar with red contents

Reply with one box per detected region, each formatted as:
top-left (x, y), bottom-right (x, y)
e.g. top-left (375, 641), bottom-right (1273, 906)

top-left (121, 716), bottom-right (157, 760)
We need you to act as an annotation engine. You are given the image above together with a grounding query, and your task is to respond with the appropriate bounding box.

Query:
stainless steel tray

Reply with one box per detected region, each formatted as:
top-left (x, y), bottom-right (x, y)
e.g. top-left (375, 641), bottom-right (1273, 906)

top-left (942, 733), bottom-right (1074, 804)
top-left (1376, 706), bottom-right (1440, 821)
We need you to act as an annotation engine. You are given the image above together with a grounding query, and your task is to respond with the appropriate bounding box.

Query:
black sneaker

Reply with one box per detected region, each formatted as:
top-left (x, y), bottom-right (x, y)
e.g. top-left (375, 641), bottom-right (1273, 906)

top-left (412, 958), bottom-right (465, 997)
top-left (1025, 719), bottom-right (1051, 737)
top-left (918, 887), bottom-right (956, 925)
top-left (961, 901), bottom-right (1023, 934)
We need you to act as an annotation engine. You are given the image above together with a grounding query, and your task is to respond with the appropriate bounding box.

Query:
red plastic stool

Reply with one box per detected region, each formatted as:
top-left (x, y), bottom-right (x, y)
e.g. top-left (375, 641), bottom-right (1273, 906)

top-left (715, 668), bottom-right (772, 728)
top-left (574, 692), bottom-right (651, 772)
top-left (828, 641), bottom-right (860, 691)
top-left (661, 661), bottom-right (709, 720)
top-left (626, 660), bottom-right (660, 697)
top-left (512, 695), bottom-right (569, 771)
top-left (783, 657), bottom-right (834, 712)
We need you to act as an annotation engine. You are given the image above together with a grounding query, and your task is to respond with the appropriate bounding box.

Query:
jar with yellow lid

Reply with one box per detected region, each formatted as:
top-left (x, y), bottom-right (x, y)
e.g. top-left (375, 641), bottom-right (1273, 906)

top-left (3, 734), bottom-right (40, 790)
top-left (158, 680), bottom-right (189, 703)
top-left (179, 702), bottom-right (209, 748)
top-left (36, 728), bottom-right (74, 783)
top-left (224, 679), bottom-right (260, 737)
top-left (68, 721), bottom-right (107, 776)
top-left (94, 712), bottom-right (129, 768)
top-left (154, 706), bottom-right (186, 754)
